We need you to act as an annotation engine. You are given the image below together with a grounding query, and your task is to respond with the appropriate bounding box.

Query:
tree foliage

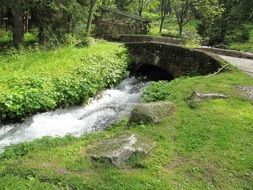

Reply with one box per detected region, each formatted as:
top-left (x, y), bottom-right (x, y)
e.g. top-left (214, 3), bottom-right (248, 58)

top-left (0, 0), bottom-right (252, 48)
top-left (0, 0), bottom-right (101, 46)
top-left (197, 0), bottom-right (250, 46)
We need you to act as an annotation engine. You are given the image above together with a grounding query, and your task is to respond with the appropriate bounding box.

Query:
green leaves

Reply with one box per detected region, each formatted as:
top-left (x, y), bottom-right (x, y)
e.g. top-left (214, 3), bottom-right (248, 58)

top-left (0, 42), bottom-right (128, 123)
top-left (196, 0), bottom-right (249, 46)
top-left (142, 81), bottom-right (171, 102)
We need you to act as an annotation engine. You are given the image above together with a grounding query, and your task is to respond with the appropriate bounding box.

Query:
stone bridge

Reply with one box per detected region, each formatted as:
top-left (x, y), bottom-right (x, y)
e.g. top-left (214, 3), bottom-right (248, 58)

top-left (125, 42), bottom-right (225, 80)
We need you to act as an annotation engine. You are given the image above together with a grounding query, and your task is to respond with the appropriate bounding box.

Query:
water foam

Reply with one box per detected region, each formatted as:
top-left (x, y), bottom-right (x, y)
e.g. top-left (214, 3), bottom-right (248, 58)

top-left (0, 77), bottom-right (148, 153)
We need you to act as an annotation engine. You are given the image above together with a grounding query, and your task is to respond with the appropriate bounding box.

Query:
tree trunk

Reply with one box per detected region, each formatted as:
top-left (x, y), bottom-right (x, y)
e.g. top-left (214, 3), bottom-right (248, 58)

top-left (12, 3), bottom-right (24, 48)
top-left (159, 15), bottom-right (165, 33)
top-left (0, 5), bottom-right (3, 26)
top-left (138, 0), bottom-right (143, 17)
top-left (38, 26), bottom-right (46, 46)
top-left (179, 24), bottom-right (183, 36)
top-left (67, 15), bottom-right (71, 34)
top-left (23, 11), bottom-right (29, 33)
top-left (6, 8), bottom-right (13, 31)
top-left (138, 9), bottom-right (143, 17)
top-left (86, 0), bottom-right (97, 35)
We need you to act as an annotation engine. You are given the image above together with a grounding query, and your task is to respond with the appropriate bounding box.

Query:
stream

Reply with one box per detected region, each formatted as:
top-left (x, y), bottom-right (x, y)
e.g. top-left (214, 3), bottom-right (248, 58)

top-left (0, 77), bottom-right (149, 153)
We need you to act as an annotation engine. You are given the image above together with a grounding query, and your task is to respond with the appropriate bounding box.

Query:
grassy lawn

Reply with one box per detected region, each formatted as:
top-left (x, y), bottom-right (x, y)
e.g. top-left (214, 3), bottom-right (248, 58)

top-left (0, 41), bottom-right (128, 123)
top-left (148, 15), bottom-right (200, 48)
top-left (0, 68), bottom-right (252, 189)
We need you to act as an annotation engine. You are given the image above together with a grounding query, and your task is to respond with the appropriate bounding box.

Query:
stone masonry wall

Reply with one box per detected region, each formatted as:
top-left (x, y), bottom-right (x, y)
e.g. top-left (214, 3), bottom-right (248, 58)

top-left (126, 42), bottom-right (225, 78)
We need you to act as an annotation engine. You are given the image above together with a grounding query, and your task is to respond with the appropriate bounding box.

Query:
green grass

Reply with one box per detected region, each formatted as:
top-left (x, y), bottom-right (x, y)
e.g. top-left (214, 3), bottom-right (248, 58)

top-left (148, 15), bottom-right (201, 47)
top-left (0, 41), bottom-right (128, 123)
top-left (0, 68), bottom-right (252, 189)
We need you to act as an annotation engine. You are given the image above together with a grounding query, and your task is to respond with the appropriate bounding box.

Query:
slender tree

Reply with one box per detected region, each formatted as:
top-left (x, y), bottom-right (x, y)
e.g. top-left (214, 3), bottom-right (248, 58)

top-left (127, 0), bottom-right (155, 17)
top-left (86, 0), bottom-right (97, 35)
top-left (159, 0), bottom-right (171, 33)
top-left (171, 0), bottom-right (196, 36)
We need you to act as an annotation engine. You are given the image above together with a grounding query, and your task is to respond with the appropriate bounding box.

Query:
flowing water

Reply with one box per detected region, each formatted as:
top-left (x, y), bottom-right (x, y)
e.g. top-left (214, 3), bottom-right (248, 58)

top-left (0, 77), bottom-right (149, 153)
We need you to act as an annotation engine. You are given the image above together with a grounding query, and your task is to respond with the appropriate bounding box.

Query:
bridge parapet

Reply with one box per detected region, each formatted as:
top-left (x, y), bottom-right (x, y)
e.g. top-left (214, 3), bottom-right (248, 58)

top-left (119, 34), bottom-right (184, 45)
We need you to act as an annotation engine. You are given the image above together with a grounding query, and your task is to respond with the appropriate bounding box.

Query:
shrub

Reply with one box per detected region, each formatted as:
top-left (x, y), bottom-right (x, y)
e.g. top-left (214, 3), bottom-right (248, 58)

top-left (225, 25), bottom-right (250, 44)
top-left (142, 81), bottom-right (171, 102)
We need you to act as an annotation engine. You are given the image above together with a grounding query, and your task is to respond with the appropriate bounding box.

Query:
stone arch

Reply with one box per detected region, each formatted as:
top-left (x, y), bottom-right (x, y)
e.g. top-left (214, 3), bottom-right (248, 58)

top-left (126, 42), bottom-right (226, 78)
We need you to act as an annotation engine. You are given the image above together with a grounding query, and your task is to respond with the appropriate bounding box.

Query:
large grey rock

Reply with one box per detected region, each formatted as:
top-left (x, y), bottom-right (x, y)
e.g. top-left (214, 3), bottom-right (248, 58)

top-left (128, 101), bottom-right (175, 124)
top-left (87, 133), bottom-right (153, 167)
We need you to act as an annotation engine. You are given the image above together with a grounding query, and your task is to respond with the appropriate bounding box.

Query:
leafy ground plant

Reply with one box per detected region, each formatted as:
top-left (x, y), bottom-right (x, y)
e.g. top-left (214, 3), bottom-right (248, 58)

top-left (0, 41), bottom-right (128, 123)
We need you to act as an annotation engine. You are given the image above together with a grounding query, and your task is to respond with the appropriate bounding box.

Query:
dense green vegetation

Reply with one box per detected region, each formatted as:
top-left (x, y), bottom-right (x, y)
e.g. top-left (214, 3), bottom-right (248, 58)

top-left (148, 14), bottom-right (253, 51)
top-left (0, 41), bottom-right (128, 123)
top-left (0, 68), bottom-right (252, 189)
top-left (228, 24), bottom-right (253, 52)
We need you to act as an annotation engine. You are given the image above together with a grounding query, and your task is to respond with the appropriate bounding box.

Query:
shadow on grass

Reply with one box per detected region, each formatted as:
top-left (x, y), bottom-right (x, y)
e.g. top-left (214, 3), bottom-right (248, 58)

top-left (0, 40), bottom-right (38, 54)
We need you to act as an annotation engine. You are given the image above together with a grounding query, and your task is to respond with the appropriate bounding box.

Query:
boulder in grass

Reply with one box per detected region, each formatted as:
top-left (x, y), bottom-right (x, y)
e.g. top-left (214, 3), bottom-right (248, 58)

top-left (87, 133), bottom-right (153, 167)
top-left (128, 101), bottom-right (175, 125)
top-left (187, 91), bottom-right (229, 107)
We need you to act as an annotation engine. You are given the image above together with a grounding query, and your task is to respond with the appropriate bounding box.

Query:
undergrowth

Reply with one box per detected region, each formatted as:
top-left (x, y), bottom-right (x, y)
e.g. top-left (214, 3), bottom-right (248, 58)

top-left (0, 41), bottom-right (128, 123)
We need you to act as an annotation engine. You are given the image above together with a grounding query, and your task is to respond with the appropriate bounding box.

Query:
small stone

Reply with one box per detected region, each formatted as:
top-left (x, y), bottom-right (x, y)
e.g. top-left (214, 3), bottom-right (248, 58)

top-left (187, 91), bottom-right (229, 107)
top-left (237, 86), bottom-right (253, 100)
top-left (128, 101), bottom-right (175, 124)
top-left (87, 133), bottom-right (153, 167)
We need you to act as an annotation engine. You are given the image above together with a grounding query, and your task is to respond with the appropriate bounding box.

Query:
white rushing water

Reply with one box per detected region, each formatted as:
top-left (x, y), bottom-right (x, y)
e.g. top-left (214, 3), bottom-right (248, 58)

top-left (0, 77), bottom-right (148, 153)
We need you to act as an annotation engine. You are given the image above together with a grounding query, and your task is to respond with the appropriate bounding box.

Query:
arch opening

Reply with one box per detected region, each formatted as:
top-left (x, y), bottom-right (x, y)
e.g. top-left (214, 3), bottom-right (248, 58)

top-left (131, 64), bottom-right (174, 81)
